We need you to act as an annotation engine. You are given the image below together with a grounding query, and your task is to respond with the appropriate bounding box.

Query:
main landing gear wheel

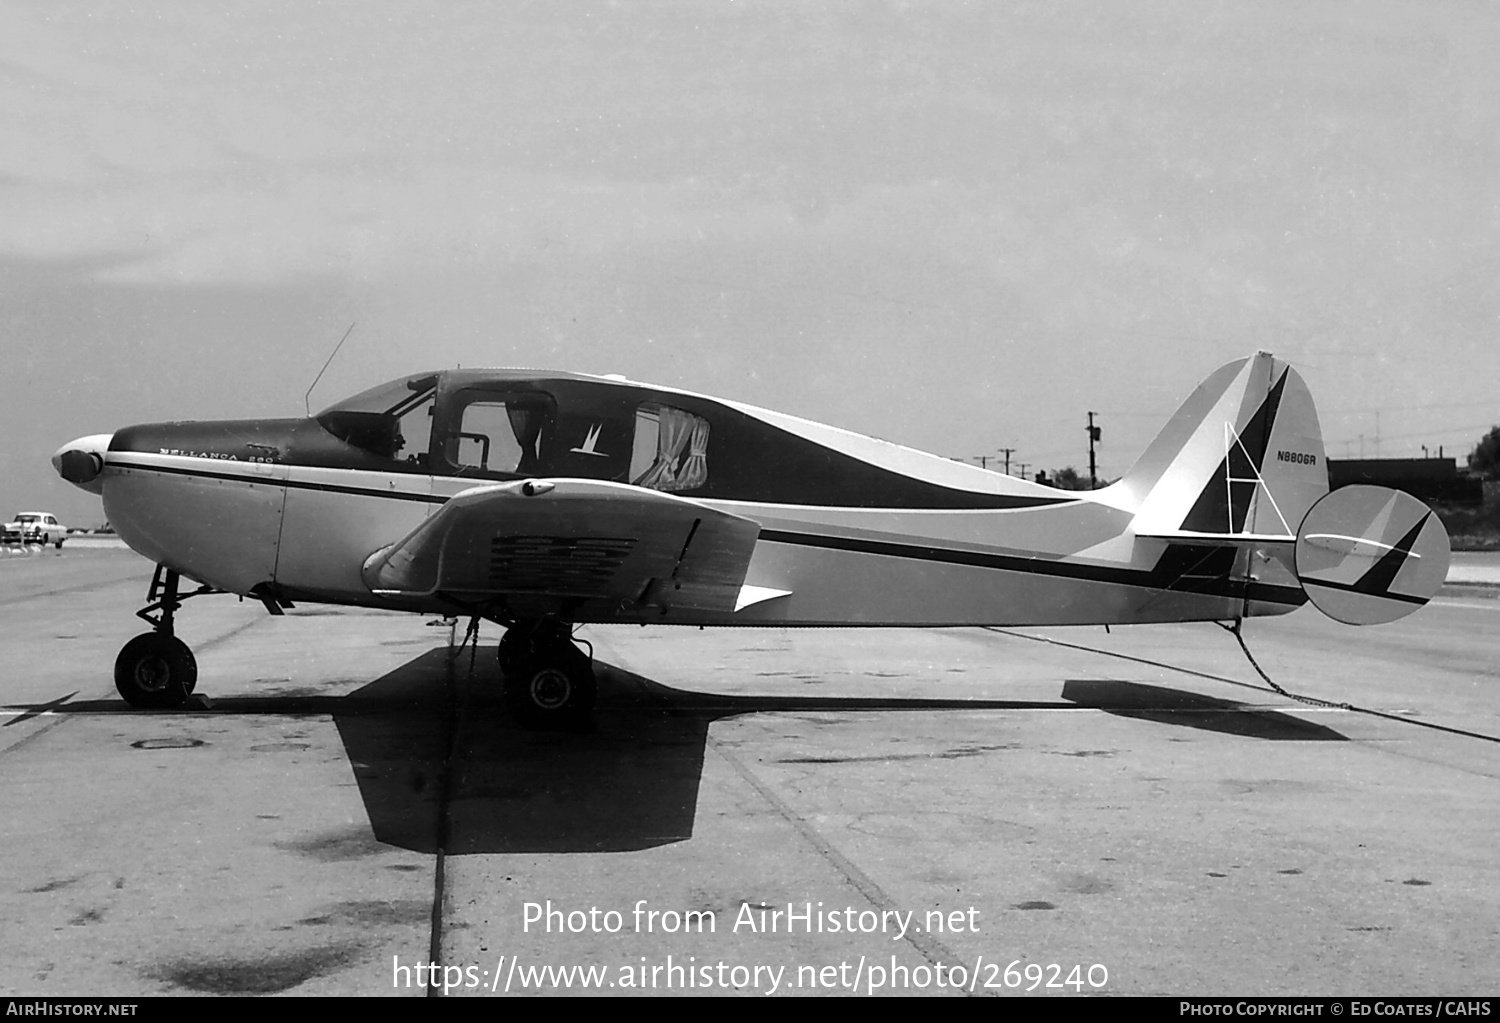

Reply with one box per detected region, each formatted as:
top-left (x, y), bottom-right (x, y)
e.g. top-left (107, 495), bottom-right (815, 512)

top-left (114, 632), bottom-right (198, 708)
top-left (499, 627), bottom-right (596, 725)
top-left (496, 628), bottom-right (530, 675)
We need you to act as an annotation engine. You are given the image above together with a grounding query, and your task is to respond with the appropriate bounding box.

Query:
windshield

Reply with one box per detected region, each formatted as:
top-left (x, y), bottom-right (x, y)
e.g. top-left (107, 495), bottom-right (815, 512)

top-left (316, 374), bottom-right (437, 417)
top-left (16, 515), bottom-right (39, 523)
top-left (315, 374), bottom-right (439, 464)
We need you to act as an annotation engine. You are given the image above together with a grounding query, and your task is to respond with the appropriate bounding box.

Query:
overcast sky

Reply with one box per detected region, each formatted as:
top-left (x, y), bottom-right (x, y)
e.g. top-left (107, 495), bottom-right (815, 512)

top-left (3, 1), bottom-right (1497, 525)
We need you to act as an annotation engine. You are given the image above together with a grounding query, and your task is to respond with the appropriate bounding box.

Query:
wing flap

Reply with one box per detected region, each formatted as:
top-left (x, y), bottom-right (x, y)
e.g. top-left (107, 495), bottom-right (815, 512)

top-left (363, 479), bottom-right (761, 615)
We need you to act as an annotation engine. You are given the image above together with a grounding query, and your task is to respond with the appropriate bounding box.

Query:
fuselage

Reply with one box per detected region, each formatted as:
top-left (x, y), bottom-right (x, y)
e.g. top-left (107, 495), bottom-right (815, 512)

top-left (57, 368), bottom-right (1307, 628)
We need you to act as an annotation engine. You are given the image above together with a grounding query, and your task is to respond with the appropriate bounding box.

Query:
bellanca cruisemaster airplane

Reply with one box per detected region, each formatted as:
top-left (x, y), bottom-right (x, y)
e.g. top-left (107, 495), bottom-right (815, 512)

top-left (53, 350), bottom-right (1450, 721)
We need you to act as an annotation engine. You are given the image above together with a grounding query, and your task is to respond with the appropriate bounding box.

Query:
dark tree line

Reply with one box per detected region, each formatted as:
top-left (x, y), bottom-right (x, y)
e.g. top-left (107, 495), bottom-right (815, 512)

top-left (1038, 467), bottom-right (1111, 490)
top-left (1471, 426), bottom-right (1500, 479)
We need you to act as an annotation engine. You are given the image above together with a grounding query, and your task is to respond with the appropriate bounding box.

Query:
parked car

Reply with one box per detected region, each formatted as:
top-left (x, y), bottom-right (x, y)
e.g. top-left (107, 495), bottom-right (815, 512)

top-left (2, 512), bottom-right (68, 547)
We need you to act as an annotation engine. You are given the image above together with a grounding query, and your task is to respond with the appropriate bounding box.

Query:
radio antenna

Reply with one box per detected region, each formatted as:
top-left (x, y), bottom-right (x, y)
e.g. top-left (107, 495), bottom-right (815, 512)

top-left (304, 322), bottom-right (357, 415)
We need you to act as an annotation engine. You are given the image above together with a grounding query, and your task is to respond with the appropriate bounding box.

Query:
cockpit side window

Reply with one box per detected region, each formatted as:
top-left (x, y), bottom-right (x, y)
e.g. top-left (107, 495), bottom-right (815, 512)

top-left (440, 391), bottom-right (556, 478)
top-left (631, 403), bottom-right (709, 492)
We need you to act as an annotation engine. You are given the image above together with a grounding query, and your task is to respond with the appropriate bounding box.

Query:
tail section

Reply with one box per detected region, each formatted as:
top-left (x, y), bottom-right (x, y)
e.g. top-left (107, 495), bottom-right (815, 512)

top-left (1115, 351), bottom-right (1449, 624)
top-left (1118, 351), bottom-right (1328, 542)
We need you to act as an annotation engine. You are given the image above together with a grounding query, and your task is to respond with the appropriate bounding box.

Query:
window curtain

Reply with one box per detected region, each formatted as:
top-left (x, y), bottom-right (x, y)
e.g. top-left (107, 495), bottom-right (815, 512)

top-left (508, 404), bottom-right (545, 474)
top-left (634, 407), bottom-right (695, 489)
top-left (675, 417), bottom-right (710, 490)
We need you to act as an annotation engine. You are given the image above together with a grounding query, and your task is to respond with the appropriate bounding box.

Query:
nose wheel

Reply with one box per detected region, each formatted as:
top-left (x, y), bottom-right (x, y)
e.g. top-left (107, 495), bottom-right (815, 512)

top-left (113, 566), bottom-right (212, 709)
top-left (115, 632), bottom-right (197, 708)
top-left (498, 623), bottom-right (596, 725)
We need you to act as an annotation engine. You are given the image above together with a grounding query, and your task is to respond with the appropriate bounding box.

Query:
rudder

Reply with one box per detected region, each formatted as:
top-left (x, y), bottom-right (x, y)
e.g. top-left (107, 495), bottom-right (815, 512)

top-left (1119, 352), bottom-right (1329, 541)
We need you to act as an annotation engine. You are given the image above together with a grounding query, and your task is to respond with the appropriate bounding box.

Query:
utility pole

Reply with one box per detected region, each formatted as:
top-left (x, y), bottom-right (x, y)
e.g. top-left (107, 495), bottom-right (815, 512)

top-left (973, 455), bottom-right (990, 470)
top-left (1086, 412), bottom-right (1101, 488)
top-left (997, 447), bottom-right (1016, 475)
top-left (1015, 462), bottom-right (1030, 480)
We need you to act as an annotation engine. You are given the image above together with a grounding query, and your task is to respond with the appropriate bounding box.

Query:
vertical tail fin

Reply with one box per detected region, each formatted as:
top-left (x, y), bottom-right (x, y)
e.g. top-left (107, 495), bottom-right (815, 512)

top-left (1119, 352), bottom-right (1329, 540)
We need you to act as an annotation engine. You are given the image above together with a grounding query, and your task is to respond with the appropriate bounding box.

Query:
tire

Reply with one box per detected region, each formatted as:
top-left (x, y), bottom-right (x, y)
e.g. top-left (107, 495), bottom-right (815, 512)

top-left (497, 628), bottom-right (528, 674)
top-left (114, 633), bottom-right (197, 708)
top-left (504, 651), bottom-right (596, 725)
top-left (54, 538), bottom-right (64, 549)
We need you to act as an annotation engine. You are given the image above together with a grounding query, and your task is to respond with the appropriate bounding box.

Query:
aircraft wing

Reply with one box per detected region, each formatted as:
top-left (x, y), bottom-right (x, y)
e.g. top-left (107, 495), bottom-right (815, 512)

top-left (362, 479), bottom-right (762, 616)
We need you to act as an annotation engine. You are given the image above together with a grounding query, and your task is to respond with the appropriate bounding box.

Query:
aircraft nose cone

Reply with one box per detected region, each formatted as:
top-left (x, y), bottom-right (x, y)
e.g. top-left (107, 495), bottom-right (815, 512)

top-left (53, 433), bottom-right (113, 493)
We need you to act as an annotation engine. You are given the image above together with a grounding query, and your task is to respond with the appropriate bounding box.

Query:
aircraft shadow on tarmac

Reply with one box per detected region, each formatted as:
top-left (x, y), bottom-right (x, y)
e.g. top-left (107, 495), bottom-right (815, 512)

top-left (17, 648), bottom-right (1345, 856)
top-left (1059, 679), bottom-right (1347, 742)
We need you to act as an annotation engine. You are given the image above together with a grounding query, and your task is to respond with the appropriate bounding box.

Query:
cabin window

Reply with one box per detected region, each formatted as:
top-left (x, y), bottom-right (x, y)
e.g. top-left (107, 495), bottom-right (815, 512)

top-left (631, 404), bottom-right (709, 491)
top-left (447, 394), bottom-right (554, 476)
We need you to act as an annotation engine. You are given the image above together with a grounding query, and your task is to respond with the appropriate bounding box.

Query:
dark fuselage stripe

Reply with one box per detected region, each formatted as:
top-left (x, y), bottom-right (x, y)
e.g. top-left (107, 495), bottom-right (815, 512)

top-left (112, 460), bottom-right (447, 504)
top-left (759, 529), bottom-right (1306, 606)
top-left (109, 459), bottom-right (1079, 512)
top-left (1300, 577), bottom-right (1428, 605)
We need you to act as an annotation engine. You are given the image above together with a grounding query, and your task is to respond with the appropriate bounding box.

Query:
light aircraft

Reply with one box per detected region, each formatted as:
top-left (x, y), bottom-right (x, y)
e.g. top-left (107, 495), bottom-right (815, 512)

top-left (53, 351), bottom-right (1450, 721)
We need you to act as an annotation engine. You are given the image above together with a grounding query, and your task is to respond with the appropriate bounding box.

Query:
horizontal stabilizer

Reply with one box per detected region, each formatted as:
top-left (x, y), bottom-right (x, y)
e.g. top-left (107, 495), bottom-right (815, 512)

top-left (1300, 532), bottom-right (1426, 558)
top-left (1134, 528), bottom-right (1295, 546)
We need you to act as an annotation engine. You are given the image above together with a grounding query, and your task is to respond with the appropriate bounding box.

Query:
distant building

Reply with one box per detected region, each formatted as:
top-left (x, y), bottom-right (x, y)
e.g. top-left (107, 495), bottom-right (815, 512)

top-left (1327, 457), bottom-right (1483, 506)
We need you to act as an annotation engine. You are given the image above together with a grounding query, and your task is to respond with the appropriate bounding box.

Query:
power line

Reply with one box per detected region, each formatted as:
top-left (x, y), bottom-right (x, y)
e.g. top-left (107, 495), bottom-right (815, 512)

top-left (1328, 421), bottom-right (1495, 446)
top-left (1323, 400), bottom-right (1499, 416)
top-left (1085, 401), bottom-right (1498, 420)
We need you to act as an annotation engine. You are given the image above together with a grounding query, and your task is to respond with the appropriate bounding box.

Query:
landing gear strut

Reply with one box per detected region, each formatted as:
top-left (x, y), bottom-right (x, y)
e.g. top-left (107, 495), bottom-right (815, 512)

top-left (498, 621), bottom-right (596, 724)
top-left (114, 566), bottom-right (207, 709)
